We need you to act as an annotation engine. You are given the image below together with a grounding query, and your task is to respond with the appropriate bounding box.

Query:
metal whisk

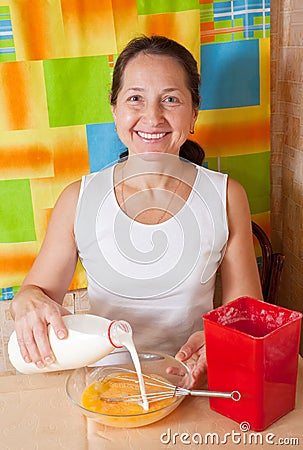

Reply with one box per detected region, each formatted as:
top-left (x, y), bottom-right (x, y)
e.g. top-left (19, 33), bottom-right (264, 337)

top-left (97, 367), bottom-right (241, 404)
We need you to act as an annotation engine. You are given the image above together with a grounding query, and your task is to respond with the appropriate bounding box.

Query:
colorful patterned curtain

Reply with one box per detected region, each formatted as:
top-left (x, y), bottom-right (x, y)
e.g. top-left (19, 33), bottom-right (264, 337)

top-left (0, 0), bottom-right (270, 298)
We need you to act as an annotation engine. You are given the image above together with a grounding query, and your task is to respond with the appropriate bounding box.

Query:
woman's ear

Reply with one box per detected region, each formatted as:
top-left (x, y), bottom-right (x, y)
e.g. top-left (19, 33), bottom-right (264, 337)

top-left (191, 108), bottom-right (199, 130)
top-left (111, 105), bottom-right (117, 122)
top-left (109, 93), bottom-right (117, 120)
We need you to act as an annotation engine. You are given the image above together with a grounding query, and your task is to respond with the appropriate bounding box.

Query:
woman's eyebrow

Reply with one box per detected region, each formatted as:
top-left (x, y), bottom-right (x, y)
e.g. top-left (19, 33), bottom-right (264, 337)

top-left (125, 87), bottom-right (145, 92)
top-left (125, 87), bottom-right (182, 93)
top-left (161, 87), bottom-right (182, 93)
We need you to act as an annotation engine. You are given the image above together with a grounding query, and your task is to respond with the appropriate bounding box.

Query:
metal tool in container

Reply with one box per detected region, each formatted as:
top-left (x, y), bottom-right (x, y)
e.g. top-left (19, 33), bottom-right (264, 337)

top-left (96, 367), bottom-right (241, 405)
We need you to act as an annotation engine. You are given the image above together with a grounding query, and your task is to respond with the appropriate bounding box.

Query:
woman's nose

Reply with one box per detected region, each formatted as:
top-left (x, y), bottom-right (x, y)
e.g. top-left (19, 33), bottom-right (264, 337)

top-left (143, 102), bottom-right (164, 126)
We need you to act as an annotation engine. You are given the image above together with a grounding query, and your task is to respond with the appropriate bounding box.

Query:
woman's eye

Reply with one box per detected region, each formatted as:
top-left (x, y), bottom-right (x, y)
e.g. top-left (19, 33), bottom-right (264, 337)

top-left (164, 96), bottom-right (179, 103)
top-left (129, 95), bottom-right (141, 102)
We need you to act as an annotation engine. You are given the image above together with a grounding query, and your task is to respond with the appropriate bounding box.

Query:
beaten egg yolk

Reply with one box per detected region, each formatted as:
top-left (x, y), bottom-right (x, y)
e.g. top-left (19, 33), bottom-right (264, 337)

top-left (82, 372), bottom-right (176, 415)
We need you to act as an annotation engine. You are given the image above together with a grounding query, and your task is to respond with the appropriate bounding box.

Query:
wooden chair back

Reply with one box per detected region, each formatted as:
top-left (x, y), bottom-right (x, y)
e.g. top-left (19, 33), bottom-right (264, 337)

top-left (252, 221), bottom-right (285, 304)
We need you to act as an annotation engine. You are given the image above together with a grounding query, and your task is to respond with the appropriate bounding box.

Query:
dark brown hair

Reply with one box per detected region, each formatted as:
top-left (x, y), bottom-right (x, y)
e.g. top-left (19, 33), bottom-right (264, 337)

top-left (111, 35), bottom-right (205, 166)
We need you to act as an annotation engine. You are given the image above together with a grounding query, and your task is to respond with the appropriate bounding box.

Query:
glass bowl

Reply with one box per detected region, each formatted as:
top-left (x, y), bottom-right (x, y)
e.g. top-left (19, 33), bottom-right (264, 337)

top-left (66, 351), bottom-right (192, 428)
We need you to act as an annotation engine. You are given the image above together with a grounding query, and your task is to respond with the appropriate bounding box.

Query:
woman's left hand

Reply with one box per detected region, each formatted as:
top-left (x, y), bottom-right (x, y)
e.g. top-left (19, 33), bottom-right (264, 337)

top-left (174, 331), bottom-right (207, 389)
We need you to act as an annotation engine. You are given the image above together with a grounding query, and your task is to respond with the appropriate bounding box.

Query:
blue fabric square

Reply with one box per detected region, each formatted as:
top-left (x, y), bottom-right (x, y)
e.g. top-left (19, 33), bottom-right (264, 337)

top-left (214, 2), bottom-right (231, 13)
top-left (86, 123), bottom-right (126, 173)
top-left (200, 40), bottom-right (260, 110)
top-left (233, 0), bottom-right (266, 10)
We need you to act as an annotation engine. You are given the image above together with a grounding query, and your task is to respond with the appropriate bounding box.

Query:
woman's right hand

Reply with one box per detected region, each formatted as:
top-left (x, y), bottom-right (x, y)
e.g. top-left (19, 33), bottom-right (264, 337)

top-left (10, 285), bottom-right (71, 368)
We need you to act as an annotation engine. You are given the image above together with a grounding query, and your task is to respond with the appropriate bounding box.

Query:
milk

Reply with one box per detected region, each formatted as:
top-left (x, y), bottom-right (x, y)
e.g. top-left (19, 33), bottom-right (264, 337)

top-left (119, 331), bottom-right (149, 411)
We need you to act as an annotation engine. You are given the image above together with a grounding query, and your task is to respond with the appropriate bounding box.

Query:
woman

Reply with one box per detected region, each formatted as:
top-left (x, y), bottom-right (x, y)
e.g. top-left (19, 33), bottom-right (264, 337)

top-left (10, 36), bottom-right (262, 387)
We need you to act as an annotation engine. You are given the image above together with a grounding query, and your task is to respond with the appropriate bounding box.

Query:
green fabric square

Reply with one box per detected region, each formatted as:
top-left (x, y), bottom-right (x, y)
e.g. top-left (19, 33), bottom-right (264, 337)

top-left (200, 4), bottom-right (214, 23)
top-left (0, 53), bottom-right (16, 62)
top-left (234, 18), bottom-right (243, 27)
top-left (214, 20), bottom-right (232, 30)
top-left (0, 6), bottom-right (9, 14)
top-left (137, 0), bottom-right (199, 15)
top-left (0, 39), bottom-right (14, 49)
top-left (215, 34), bottom-right (232, 43)
top-left (204, 157), bottom-right (218, 171)
top-left (0, 179), bottom-right (36, 243)
top-left (44, 56), bottom-right (113, 127)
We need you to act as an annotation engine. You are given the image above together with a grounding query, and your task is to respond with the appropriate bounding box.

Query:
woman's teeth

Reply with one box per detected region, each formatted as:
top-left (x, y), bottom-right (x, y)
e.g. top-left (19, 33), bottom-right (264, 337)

top-left (137, 131), bottom-right (166, 140)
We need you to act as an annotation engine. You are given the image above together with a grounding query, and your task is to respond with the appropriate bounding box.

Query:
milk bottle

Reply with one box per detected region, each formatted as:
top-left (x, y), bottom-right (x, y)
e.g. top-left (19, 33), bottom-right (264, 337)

top-left (8, 314), bottom-right (132, 374)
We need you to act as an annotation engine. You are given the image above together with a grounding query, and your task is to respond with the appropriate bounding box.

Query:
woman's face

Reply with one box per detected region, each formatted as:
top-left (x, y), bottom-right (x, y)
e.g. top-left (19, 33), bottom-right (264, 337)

top-left (111, 53), bottom-right (198, 158)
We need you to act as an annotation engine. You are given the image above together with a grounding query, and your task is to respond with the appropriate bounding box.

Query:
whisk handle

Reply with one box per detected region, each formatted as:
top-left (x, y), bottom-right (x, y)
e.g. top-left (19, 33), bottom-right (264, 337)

top-left (179, 388), bottom-right (241, 401)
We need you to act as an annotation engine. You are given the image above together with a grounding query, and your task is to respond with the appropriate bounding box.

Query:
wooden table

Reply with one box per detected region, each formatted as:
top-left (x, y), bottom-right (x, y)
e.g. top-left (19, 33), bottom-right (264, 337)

top-left (0, 358), bottom-right (302, 450)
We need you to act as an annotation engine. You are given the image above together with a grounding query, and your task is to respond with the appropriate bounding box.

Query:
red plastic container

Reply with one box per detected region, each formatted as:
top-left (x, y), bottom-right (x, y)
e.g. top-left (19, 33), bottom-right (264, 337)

top-left (203, 297), bottom-right (302, 431)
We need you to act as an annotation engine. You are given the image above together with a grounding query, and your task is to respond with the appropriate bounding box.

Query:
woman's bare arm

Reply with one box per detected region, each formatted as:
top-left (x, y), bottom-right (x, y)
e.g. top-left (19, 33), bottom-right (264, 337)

top-left (220, 178), bottom-right (263, 303)
top-left (10, 180), bottom-right (81, 367)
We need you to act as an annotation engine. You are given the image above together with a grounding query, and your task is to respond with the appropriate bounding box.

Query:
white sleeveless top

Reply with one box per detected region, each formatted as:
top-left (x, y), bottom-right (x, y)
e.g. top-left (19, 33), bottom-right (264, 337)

top-left (74, 163), bottom-right (228, 355)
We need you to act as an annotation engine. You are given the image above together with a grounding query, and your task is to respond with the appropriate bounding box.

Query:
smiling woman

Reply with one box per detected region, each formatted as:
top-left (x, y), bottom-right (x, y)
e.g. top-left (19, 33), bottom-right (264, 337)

top-left (110, 35), bottom-right (202, 166)
top-left (111, 53), bottom-right (197, 159)
top-left (9, 35), bottom-right (262, 389)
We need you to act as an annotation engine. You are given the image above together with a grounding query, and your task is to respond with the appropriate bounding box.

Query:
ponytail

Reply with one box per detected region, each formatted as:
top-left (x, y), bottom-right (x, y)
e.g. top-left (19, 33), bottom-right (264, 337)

top-left (179, 139), bottom-right (205, 166)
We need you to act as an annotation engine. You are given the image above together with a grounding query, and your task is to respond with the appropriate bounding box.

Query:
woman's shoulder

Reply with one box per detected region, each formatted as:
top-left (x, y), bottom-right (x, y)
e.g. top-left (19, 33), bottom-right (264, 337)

top-left (226, 177), bottom-right (248, 202)
top-left (226, 177), bottom-right (251, 222)
top-left (45, 180), bottom-right (82, 233)
top-left (51, 180), bottom-right (82, 219)
top-left (58, 179), bottom-right (82, 202)
top-left (196, 167), bottom-right (244, 193)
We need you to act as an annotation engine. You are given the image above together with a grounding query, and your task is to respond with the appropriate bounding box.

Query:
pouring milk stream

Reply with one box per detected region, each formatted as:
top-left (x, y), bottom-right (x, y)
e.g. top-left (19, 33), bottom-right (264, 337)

top-left (8, 314), bottom-right (149, 410)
